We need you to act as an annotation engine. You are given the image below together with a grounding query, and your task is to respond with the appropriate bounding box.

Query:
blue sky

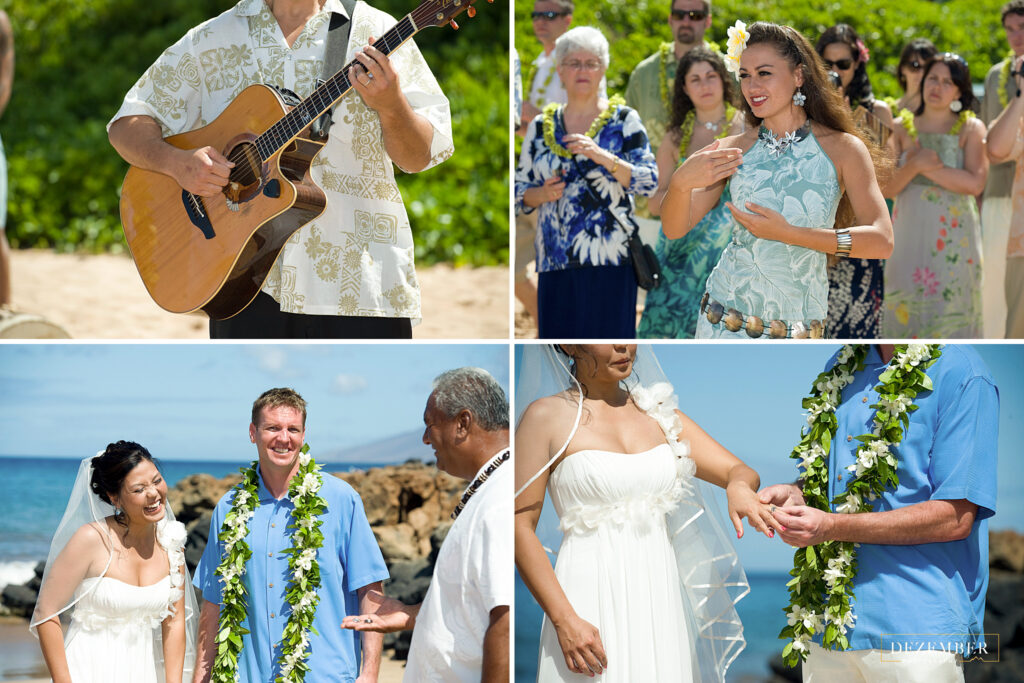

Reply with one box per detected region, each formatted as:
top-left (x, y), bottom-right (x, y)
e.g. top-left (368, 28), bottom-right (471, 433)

top-left (514, 343), bottom-right (1024, 573)
top-left (0, 343), bottom-right (509, 462)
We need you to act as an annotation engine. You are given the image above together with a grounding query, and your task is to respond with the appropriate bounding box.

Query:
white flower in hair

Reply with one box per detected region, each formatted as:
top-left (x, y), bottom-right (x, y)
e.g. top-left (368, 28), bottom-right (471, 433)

top-left (725, 20), bottom-right (749, 74)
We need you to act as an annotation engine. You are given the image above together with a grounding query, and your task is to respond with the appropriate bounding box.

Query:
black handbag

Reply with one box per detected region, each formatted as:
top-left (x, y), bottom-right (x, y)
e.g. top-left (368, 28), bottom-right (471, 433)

top-left (572, 157), bottom-right (661, 290)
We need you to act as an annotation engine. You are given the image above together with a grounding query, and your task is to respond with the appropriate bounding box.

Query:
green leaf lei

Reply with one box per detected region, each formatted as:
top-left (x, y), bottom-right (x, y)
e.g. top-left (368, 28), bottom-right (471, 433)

top-left (1000, 50), bottom-right (1015, 109)
top-left (895, 108), bottom-right (975, 141)
top-left (542, 93), bottom-right (625, 158)
top-left (212, 444), bottom-right (328, 683)
top-left (780, 344), bottom-right (942, 667)
top-left (658, 42), bottom-right (675, 113)
top-left (525, 61), bottom-right (556, 108)
top-left (677, 104), bottom-right (736, 158)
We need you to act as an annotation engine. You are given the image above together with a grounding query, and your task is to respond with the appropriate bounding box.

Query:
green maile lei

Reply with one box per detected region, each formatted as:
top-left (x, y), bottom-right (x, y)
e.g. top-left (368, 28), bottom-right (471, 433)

top-left (212, 444), bottom-right (328, 683)
top-left (780, 344), bottom-right (943, 667)
top-left (526, 62), bottom-right (556, 108)
top-left (1000, 49), bottom-right (1016, 109)
top-left (895, 108), bottom-right (975, 140)
top-left (677, 103), bottom-right (737, 158)
top-left (542, 93), bottom-right (625, 159)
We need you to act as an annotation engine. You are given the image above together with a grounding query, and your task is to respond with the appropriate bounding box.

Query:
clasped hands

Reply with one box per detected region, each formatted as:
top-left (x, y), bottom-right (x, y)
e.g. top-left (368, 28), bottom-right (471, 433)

top-left (756, 483), bottom-right (835, 547)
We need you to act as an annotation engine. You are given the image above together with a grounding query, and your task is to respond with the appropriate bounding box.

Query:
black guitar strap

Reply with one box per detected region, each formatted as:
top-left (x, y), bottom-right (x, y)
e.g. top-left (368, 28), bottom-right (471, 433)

top-left (309, 0), bottom-right (358, 141)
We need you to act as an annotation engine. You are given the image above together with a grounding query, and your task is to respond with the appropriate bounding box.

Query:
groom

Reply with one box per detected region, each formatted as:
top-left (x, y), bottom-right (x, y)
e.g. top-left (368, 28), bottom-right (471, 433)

top-left (192, 388), bottom-right (389, 682)
top-left (342, 367), bottom-right (511, 682)
top-left (761, 345), bottom-right (998, 682)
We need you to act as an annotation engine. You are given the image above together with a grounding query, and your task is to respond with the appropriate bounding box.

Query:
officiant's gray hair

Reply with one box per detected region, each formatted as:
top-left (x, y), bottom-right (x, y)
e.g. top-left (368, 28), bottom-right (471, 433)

top-left (432, 368), bottom-right (509, 431)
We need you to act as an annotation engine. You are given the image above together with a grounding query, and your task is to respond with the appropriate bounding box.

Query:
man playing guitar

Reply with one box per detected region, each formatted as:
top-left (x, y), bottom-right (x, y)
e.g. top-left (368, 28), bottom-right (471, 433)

top-left (109, 0), bottom-right (453, 339)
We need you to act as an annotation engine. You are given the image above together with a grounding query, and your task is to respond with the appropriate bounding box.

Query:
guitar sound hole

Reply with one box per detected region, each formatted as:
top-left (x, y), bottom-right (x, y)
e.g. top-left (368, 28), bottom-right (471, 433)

top-left (226, 141), bottom-right (262, 187)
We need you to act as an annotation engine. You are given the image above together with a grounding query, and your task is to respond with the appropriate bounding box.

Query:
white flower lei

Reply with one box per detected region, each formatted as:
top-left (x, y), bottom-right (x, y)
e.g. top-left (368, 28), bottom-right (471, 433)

top-left (780, 344), bottom-right (942, 666)
top-left (211, 444), bottom-right (328, 683)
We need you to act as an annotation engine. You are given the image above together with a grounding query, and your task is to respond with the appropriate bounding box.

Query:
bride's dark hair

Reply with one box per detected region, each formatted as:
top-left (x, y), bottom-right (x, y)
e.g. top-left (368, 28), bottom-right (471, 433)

top-left (91, 441), bottom-right (158, 527)
top-left (740, 22), bottom-right (892, 229)
top-left (552, 345), bottom-right (639, 399)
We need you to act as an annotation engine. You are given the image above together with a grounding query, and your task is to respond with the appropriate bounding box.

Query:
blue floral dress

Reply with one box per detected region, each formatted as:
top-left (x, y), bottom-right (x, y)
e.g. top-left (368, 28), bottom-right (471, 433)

top-left (515, 103), bottom-right (658, 338)
top-left (883, 132), bottom-right (983, 338)
top-left (696, 127), bottom-right (840, 339)
top-left (638, 160), bottom-right (732, 339)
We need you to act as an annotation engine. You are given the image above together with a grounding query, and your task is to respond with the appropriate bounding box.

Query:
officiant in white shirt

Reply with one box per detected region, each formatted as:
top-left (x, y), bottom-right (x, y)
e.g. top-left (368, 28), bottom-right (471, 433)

top-left (342, 367), bottom-right (511, 682)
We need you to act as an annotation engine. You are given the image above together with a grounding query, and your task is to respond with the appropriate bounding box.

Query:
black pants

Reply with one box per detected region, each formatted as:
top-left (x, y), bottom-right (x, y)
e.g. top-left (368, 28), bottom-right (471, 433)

top-left (209, 292), bottom-right (413, 339)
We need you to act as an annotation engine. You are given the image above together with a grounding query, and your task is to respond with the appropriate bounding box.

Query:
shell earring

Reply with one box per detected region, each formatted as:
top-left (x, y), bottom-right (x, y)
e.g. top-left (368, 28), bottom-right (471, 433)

top-left (950, 99), bottom-right (963, 113)
top-left (793, 88), bottom-right (807, 107)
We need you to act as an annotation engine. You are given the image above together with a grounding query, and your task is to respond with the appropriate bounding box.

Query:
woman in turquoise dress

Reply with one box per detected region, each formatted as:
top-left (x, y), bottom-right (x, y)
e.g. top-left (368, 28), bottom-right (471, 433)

top-left (638, 47), bottom-right (744, 339)
top-left (882, 53), bottom-right (987, 338)
top-left (661, 22), bottom-right (893, 339)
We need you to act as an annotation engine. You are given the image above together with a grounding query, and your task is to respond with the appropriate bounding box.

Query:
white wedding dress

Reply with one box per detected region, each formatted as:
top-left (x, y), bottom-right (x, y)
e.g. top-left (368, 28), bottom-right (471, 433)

top-left (64, 575), bottom-right (177, 682)
top-left (536, 444), bottom-right (697, 682)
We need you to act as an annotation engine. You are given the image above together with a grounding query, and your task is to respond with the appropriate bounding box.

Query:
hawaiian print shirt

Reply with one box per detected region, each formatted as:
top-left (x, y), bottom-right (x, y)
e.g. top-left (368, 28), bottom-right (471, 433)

top-left (514, 104), bottom-right (658, 273)
top-left (110, 0), bottom-right (454, 319)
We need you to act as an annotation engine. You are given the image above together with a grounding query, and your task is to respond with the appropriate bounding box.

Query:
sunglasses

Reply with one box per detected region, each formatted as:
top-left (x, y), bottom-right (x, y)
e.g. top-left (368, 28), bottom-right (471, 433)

top-left (823, 58), bottom-right (854, 71)
top-left (942, 52), bottom-right (968, 65)
top-left (670, 9), bottom-right (708, 21)
top-left (531, 10), bottom-right (568, 20)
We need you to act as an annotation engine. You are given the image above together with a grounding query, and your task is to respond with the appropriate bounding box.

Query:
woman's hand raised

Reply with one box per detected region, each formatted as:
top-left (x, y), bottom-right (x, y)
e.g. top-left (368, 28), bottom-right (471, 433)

top-left (554, 613), bottom-right (608, 677)
top-left (727, 481), bottom-right (783, 539)
top-left (672, 140), bottom-right (743, 191)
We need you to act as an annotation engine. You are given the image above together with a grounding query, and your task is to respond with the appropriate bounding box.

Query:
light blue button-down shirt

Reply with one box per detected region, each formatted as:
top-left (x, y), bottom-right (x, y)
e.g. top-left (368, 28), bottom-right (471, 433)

top-left (822, 345), bottom-right (998, 652)
top-left (195, 468), bottom-right (389, 682)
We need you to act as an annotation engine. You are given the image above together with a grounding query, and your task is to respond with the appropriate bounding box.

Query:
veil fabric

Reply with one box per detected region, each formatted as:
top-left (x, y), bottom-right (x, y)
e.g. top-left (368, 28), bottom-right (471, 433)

top-left (515, 345), bottom-right (749, 682)
top-left (30, 458), bottom-right (199, 681)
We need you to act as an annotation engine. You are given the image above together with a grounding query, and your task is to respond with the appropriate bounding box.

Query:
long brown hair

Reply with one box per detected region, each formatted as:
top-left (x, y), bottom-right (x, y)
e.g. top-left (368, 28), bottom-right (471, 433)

top-left (740, 22), bottom-right (891, 228)
top-left (668, 47), bottom-right (739, 131)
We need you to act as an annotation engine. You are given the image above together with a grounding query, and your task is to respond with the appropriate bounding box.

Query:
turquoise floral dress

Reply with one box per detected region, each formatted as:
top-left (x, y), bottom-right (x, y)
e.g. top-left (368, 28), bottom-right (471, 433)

top-left (883, 132), bottom-right (983, 338)
top-left (695, 127), bottom-right (840, 339)
top-left (638, 167), bottom-right (733, 339)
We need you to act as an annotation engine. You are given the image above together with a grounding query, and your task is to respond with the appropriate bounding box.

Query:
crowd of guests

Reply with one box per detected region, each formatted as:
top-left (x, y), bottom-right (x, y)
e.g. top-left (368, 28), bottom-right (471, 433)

top-left (514, 0), bottom-right (1024, 340)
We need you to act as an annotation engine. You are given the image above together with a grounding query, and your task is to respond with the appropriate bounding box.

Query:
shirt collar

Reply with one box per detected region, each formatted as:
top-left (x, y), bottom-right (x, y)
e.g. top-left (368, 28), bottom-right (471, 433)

top-left (469, 447), bottom-right (510, 483)
top-left (235, 0), bottom-right (350, 20)
top-left (255, 465), bottom-right (293, 504)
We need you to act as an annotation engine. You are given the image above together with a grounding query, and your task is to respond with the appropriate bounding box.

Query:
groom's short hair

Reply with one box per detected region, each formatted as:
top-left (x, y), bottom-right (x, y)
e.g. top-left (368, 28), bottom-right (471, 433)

top-left (432, 368), bottom-right (509, 432)
top-left (251, 387), bottom-right (308, 426)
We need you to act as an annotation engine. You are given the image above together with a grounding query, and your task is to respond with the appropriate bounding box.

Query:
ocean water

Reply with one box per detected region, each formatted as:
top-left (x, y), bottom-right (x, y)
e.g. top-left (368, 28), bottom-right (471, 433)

top-left (514, 570), bottom-right (791, 683)
top-left (0, 456), bottom-right (380, 589)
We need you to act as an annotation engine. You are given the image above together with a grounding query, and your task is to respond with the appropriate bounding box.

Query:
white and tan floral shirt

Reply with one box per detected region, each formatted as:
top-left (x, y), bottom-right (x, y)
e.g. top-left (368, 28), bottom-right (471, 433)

top-left (110, 0), bottom-right (454, 319)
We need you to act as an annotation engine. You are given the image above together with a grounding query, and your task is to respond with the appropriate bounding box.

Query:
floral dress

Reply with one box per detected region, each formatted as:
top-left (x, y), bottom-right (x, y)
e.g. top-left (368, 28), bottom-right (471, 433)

top-left (515, 102), bottom-right (658, 338)
top-left (883, 132), bottom-right (983, 338)
top-left (638, 163), bottom-right (733, 339)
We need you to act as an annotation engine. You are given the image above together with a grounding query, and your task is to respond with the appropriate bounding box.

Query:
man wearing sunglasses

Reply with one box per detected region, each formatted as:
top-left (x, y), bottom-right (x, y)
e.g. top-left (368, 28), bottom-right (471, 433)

top-left (981, 0), bottom-right (1024, 337)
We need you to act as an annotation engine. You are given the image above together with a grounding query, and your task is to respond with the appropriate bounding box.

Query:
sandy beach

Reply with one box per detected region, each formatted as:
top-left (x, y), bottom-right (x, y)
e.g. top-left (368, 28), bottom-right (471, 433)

top-left (0, 617), bottom-right (406, 682)
top-left (6, 250), bottom-right (509, 340)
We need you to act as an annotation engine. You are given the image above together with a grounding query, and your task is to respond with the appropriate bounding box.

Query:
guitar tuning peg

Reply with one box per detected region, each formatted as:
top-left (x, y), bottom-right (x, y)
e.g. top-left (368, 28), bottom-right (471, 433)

top-left (467, 6), bottom-right (476, 17)
top-left (449, 18), bottom-right (459, 29)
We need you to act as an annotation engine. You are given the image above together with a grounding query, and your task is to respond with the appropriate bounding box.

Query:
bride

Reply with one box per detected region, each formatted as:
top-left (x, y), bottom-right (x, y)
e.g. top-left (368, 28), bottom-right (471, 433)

top-left (31, 441), bottom-right (198, 682)
top-left (514, 345), bottom-right (777, 682)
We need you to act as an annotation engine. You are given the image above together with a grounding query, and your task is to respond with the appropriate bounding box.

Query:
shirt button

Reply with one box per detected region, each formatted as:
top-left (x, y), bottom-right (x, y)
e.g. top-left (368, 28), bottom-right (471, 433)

top-left (862, 396), bottom-right (868, 403)
top-left (846, 435), bottom-right (853, 442)
top-left (269, 583), bottom-right (274, 588)
top-left (837, 474), bottom-right (843, 481)
top-left (268, 553), bottom-right (273, 557)
top-left (271, 613), bottom-right (276, 618)
top-left (271, 523), bottom-right (276, 528)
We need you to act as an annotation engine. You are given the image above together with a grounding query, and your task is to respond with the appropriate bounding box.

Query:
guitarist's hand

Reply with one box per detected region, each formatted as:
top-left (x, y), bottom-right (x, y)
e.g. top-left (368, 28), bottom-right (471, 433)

top-left (349, 36), bottom-right (404, 114)
top-left (175, 146), bottom-right (234, 198)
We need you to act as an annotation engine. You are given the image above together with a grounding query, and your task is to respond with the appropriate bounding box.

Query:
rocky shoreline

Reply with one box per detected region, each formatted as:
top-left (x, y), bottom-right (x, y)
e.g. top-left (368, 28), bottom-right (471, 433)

top-left (1, 461), bottom-right (464, 663)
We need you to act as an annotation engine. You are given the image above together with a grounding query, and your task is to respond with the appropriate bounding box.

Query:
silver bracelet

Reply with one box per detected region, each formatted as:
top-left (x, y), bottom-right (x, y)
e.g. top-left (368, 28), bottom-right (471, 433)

top-left (835, 228), bottom-right (852, 257)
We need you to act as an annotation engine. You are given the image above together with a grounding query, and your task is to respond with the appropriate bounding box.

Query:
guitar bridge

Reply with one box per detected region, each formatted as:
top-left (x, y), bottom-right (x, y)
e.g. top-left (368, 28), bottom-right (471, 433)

top-left (181, 191), bottom-right (215, 239)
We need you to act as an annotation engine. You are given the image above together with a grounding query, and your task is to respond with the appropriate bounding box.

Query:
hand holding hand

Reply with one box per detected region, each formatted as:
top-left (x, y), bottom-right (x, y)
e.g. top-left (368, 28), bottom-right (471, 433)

top-left (673, 140), bottom-right (743, 190)
top-left (727, 482), bottom-right (783, 539)
top-left (554, 613), bottom-right (607, 677)
top-left (175, 146), bottom-right (233, 197)
top-left (772, 505), bottom-right (835, 547)
top-left (725, 201), bottom-right (793, 242)
top-left (349, 37), bottom-right (403, 113)
top-left (758, 483), bottom-right (806, 508)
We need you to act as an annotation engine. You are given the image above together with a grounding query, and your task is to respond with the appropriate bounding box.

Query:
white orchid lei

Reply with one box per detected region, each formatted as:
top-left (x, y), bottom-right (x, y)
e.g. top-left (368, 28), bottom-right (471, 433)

top-left (211, 444), bottom-right (328, 683)
top-left (724, 20), bottom-right (749, 75)
top-left (780, 344), bottom-right (942, 667)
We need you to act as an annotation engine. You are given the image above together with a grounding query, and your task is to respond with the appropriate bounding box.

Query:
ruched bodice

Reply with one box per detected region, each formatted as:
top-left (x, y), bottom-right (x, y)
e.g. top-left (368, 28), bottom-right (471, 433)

top-left (71, 576), bottom-right (174, 632)
top-left (537, 443), bottom-right (696, 682)
top-left (699, 128), bottom-right (841, 337)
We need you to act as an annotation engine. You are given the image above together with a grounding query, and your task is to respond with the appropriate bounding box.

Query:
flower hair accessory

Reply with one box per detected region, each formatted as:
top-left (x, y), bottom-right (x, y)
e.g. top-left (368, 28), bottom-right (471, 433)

top-left (855, 39), bottom-right (870, 64)
top-left (725, 20), bottom-right (749, 74)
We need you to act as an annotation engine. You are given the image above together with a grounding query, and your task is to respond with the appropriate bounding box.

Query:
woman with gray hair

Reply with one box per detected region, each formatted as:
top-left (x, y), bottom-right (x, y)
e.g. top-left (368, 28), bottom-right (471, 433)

top-left (515, 26), bottom-right (658, 338)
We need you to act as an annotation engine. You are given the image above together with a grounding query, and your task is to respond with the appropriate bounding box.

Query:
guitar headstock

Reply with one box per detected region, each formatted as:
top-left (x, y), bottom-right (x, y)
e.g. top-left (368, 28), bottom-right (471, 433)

top-left (412, 0), bottom-right (491, 31)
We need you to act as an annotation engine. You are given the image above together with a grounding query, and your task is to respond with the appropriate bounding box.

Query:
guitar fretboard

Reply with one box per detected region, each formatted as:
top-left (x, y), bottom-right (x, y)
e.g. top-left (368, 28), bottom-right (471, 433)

top-left (254, 14), bottom-right (419, 160)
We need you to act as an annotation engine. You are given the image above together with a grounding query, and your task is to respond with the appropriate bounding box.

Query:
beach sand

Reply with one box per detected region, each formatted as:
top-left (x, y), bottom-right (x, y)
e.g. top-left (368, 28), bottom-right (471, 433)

top-left (7, 250), bottom-right (509, 340)
top-left (0, 616), bottom-right (406, 682)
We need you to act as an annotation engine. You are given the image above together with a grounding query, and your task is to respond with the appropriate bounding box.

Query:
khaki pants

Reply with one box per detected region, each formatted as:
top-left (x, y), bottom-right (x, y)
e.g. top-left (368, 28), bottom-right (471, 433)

top-left (1005, 256), bottom-right (1024, 338)
top-left (981, 197), bottom-right (1010, 338)
top-left (803, 642), bottom-right (964, 683)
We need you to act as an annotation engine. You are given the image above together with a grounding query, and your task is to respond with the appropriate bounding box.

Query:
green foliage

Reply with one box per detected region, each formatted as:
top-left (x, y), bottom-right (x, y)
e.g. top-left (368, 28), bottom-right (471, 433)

top-left (515, 0), bottom-right (1008, 101)
top-left (3, 0), bottom-right (507, 265)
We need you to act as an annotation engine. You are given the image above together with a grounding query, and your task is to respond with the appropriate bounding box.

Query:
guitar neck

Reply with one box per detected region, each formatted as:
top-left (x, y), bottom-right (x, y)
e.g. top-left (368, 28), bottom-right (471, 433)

top-left (254, 12), bottom-right (421, 160)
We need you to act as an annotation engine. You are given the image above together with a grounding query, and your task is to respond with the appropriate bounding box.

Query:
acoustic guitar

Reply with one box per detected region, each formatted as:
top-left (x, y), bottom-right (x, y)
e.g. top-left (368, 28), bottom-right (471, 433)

top-left (119, 0), bottom-right (484, 319)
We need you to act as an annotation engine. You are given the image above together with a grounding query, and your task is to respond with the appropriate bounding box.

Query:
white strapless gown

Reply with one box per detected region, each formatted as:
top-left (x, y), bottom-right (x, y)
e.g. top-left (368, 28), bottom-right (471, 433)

top-left (536, 444), bottom-right (697, 682)
top-left (64, 575), bottom-right (174, 682)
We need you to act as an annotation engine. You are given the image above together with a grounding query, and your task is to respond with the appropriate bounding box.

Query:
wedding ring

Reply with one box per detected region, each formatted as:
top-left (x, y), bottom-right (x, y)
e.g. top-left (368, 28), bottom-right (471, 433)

top-left (367, 72), bottom-right (374, 81)
top-left (770, 505), bottom-right (777, 514)
top-left (363, 617), bottom-right (373, 623)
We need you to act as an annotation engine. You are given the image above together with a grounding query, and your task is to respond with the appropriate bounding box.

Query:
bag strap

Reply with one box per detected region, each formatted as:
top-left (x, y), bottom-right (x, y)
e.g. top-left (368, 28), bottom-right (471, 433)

top-left (310, 0), bottom-right (357, 141)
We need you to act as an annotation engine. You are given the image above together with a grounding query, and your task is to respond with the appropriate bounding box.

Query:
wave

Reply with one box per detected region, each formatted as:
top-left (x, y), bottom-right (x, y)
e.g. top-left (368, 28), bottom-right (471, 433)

top-left (0, 560), bottom-right (38, 592)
